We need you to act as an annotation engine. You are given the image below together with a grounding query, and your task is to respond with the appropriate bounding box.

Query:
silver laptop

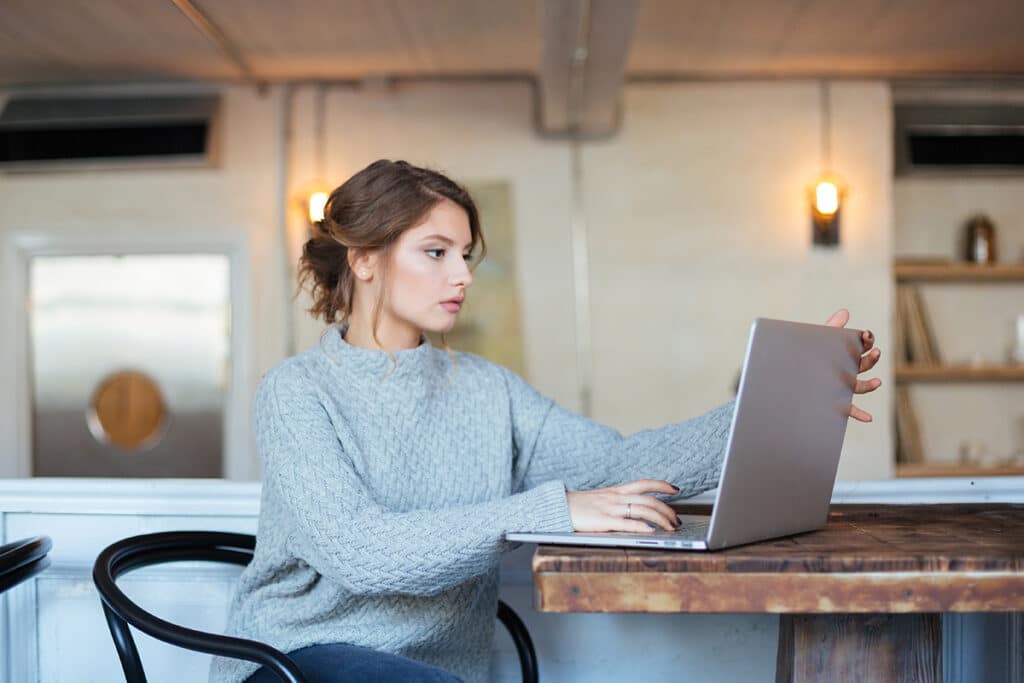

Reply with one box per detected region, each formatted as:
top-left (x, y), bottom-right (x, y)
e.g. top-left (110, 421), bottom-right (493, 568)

top-left (506, 317), bottom-right (864, 551)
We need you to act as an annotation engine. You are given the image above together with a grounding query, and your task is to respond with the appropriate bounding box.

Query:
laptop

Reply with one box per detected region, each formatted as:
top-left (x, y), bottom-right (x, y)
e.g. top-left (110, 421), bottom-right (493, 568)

top-left (505, 317), bottom-right (864, 551)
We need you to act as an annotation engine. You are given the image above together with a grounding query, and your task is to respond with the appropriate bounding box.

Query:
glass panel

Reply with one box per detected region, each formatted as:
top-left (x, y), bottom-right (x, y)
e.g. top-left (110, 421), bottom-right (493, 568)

top-left (29, 254), bottom-right (229, 477)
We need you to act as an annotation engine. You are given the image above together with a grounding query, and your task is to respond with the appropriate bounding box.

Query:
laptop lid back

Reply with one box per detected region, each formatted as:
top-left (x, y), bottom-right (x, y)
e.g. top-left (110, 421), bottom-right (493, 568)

top-left (705, 318), bottom-right (863, 550)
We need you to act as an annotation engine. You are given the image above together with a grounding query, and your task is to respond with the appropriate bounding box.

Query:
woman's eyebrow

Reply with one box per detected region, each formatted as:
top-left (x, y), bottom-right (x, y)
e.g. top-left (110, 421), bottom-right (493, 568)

top-left (419, 234), bottom-right (472, 249)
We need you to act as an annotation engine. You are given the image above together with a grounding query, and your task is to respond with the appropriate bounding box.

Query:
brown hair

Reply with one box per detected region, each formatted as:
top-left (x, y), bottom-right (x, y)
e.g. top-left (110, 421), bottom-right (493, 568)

top-left (297, 159), bottom-right (487, 371)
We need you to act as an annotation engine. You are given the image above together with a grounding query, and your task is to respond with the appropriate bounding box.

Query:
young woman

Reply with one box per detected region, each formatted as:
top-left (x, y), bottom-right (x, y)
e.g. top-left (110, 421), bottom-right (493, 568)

top-left (212, 160), bottom-right (883, 683)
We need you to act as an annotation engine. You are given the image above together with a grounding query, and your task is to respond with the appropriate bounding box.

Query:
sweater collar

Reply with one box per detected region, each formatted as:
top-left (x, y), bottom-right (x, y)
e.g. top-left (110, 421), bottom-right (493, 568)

top-left (318, 321), bottom-right (445, 383)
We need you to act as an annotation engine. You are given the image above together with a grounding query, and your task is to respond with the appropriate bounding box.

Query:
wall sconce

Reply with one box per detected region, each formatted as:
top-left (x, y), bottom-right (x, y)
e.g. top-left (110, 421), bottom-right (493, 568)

top-left (810, 174), bottom-right (845, 247)
top-left (308, 189), bottom-right (328, 224)
top-left (810, 81), bottom-right (846, 248)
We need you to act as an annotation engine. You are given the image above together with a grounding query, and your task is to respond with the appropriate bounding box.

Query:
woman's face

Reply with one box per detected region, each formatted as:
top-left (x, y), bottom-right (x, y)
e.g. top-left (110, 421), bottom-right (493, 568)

top-left (380, 198), bottom-right (475, 336)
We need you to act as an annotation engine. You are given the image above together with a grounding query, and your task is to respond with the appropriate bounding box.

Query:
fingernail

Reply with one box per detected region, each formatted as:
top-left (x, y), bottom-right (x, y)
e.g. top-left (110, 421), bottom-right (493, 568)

top-left (671, 484), bottom-right (680, 492)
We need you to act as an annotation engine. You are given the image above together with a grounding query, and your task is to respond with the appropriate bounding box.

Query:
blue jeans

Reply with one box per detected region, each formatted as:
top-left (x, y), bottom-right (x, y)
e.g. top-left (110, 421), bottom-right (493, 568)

top-left (243, 642), bottom-right (465, 683)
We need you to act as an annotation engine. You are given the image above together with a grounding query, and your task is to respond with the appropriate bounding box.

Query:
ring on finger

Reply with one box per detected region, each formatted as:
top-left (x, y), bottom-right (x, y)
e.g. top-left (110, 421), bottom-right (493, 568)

top-left (626, 503), bottom-right (632, 519)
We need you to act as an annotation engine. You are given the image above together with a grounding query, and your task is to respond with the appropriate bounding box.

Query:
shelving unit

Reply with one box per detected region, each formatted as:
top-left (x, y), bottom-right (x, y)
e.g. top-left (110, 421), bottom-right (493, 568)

top-left (893, 259), bottom-right (1024, 478)
top-left (895, 262), bottom-right (1024, 282)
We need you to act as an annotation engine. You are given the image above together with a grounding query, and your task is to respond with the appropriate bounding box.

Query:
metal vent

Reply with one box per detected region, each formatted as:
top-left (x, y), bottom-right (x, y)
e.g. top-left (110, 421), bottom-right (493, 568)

top-left (895, 103), bottom-right (1024, 175)
top-left (0, 95), bottom-right (219, 171)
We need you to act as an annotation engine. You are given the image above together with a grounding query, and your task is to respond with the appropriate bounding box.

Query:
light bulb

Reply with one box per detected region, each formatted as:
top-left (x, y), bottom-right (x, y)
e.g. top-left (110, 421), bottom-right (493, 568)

top-left (308, 191), bottom-right (328, 223)
top-left (815, 181), bottom-right (839, 216)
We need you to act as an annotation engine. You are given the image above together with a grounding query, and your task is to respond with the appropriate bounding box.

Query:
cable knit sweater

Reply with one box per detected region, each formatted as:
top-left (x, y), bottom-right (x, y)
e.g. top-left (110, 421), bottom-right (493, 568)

top-left (210, 322), bottom-right (737, 683)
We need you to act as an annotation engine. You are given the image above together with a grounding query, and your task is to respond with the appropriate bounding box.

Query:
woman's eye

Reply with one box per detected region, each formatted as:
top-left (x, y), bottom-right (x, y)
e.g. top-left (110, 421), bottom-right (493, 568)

top-left (426, 249), bottom-right (474, 262)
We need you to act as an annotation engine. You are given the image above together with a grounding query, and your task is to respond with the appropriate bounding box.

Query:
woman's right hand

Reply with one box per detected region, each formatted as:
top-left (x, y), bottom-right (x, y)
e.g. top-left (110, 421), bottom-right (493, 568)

top-left (566, 480), bottom-right (681, 533)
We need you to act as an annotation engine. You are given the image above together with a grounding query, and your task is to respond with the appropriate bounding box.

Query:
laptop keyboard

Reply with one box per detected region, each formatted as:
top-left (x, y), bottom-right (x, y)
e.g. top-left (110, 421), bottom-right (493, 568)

top-left (646, 516), bottom-right (710, 537)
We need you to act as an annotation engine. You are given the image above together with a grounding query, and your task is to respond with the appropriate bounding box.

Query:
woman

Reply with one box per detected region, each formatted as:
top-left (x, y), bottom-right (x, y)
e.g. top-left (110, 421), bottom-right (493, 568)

top-left (212, 159), bottom-right (883, 683)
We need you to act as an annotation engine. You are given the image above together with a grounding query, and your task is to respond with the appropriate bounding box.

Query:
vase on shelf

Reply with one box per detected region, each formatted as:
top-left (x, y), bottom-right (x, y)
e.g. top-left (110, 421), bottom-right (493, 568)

top-left (963, 214), bottom-right (997, 265)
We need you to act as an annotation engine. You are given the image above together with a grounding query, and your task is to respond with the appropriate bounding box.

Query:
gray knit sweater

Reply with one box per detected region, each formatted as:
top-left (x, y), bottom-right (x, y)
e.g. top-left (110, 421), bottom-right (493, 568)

top-left (210, 322), bottom-right (736, 683)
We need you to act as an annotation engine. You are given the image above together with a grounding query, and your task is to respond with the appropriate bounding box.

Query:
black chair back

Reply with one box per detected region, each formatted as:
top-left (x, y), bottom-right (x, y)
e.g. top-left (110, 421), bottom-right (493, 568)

top-left (94, 531), bottom-right (539, 683)
top-left (93, 531), bottom-right (306, 683)
top-left (0, 535), bottom-right (52, 593)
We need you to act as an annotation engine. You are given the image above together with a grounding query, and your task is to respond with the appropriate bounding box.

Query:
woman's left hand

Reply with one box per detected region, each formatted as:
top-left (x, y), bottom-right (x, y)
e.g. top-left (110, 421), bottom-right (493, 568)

top-left (824, 308), bottom-right (882, 423)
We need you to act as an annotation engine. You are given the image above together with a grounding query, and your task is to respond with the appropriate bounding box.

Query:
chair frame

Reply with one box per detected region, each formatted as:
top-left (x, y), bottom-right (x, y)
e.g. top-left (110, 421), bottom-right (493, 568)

top-left (0, 535), bottom-right (52, 593)
top-left (93, 530), bottom-right (539, 683)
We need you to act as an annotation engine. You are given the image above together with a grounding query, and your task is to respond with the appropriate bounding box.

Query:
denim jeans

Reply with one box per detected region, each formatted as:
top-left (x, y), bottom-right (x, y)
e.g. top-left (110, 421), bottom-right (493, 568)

top-left (243, 642), bottom-right (465, 683)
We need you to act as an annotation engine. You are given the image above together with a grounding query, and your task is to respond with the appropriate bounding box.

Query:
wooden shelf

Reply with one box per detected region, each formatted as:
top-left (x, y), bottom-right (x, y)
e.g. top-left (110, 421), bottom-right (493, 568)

top-left (896, 464), bottom-right (1024, 478)
top-left (891, 258), bottom-right (1024, 476)
top-left (895, 364), bottom-right (1024, 382)
top-left (894, 261), bottom-right (1024, 282)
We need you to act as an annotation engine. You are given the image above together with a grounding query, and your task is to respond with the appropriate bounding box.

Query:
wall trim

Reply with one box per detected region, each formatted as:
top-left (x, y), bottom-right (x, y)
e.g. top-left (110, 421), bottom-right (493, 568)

top-left (694, 476), bottom-right (1024, 504)
top-left (0, 478), bottom-right (260, 516)
top-left (0, 475), bottom-right (1021, 517)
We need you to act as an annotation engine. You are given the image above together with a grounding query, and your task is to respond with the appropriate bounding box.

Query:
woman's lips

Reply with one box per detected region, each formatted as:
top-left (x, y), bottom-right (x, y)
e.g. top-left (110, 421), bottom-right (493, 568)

top-left (441, 301), bottom-right (461, 313)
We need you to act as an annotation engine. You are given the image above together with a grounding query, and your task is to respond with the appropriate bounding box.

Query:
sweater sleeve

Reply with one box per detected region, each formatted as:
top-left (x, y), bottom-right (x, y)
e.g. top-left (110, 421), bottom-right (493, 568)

top-left (256, 370), bottom-right (572, 598)
top-left (501, 366), bottom-right (737, 498)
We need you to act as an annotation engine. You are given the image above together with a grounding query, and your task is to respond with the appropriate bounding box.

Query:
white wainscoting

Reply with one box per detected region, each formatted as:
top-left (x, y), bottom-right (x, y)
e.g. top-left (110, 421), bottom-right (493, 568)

top-left (1, 477), bottom-right (1022, 683)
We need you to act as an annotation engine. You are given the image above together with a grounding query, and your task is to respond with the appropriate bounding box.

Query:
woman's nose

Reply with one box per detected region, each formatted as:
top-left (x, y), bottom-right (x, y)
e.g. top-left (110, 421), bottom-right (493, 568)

top-left (450, 260), bottom-right (472, 288)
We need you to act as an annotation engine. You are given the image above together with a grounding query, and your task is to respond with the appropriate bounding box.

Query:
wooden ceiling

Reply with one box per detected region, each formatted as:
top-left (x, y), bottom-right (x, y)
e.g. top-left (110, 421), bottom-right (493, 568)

top-left (2, 0), bottom-right (1022, 135)
top-left (630, 0), bottom-right (1024, 78)
top-left (2, 0), bottom-right (1022, 86)
top-left (0, 1), bottom-right (539, 84)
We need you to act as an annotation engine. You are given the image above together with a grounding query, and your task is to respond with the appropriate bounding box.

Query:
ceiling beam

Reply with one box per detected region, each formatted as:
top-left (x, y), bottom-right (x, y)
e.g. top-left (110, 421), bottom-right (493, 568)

top-left (169, 0), bottom-right (260, 86)
top-left (540, 0), bottom-right (639, 137)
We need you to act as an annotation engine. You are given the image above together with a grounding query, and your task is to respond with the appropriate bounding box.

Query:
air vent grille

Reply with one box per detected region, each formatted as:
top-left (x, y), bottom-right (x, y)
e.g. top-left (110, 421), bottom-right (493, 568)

top-left (895, 104), bottom-right (1024, 175)
top-left (0, 95), bottom-right (218, 170)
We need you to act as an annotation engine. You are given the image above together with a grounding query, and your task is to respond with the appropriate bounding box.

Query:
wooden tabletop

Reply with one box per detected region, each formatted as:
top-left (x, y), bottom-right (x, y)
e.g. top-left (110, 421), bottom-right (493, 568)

top-left (531, 504), bottom-right (1024, 614)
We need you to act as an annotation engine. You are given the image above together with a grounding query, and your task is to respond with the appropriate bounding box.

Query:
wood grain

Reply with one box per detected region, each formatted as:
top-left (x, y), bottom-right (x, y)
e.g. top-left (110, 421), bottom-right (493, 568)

top-left (776, 614), bottom-right (941, 683)
top-left (533, 571), bottom-right (1024, 613)
top-left (893, 262), bottom-right (1024, 282)
top-left (533, 505), bottom-right (1024, 614)
top-left (894, 365), bottom-right (1024, 383)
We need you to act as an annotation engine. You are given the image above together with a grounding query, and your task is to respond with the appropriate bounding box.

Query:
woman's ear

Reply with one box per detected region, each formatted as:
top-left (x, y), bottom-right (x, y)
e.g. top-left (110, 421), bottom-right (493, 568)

top-left (349, 249), bottom-right (381, 281)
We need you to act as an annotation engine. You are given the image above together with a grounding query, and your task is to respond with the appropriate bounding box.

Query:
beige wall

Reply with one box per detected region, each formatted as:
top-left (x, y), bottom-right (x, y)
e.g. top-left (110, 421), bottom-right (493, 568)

top-left (583, 81), bottom-right (893, 480)
top-left (1, 79), bottom-right (896, 481)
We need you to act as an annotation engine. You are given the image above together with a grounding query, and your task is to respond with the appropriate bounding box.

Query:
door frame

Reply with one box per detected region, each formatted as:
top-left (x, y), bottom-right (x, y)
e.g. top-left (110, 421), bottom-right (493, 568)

top-left (2, 230), bottom-right (252, 480)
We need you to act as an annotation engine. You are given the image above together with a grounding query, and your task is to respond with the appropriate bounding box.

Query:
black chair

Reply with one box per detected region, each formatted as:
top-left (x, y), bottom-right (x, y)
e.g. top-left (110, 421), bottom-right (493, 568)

top-left (0, 535), bottom-right (52, 593)
top-left (94, 531), bottom-right (539, 683)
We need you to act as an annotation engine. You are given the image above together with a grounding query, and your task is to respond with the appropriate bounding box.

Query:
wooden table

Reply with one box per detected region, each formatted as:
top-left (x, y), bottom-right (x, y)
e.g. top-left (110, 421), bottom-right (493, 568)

top-left (531, 504), bottom-right (1024, 682)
